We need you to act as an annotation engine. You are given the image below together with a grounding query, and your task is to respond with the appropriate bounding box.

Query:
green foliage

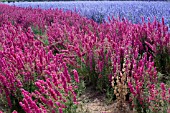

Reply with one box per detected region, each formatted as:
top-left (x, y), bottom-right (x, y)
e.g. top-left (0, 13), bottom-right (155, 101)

top-left (105, 87), bottom-right (116, 104)
top-left (154, 47), bottom-right (170, 83)
top-left (91, 12), bottom-right (104, 24)
top-left (32, 26), bottom-right (44, 36)
top-left (0, 0), bottom-right (7, 2)
top-left (76, 80), bottom-right (86, 97)
top-left (63, 97), bottom-right (78, 113)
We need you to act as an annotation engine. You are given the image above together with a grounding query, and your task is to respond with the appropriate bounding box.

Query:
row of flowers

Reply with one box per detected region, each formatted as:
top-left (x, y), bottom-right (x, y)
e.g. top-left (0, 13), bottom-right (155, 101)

top-left (0, 4), bottom-right (170, 113)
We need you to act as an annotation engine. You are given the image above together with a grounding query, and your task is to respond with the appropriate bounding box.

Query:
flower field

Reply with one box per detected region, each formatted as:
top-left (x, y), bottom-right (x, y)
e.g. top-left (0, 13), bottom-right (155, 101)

top-left (0, 2), bottom-right (170, 113)
top-left (6, 1), bottom-right (170, 26)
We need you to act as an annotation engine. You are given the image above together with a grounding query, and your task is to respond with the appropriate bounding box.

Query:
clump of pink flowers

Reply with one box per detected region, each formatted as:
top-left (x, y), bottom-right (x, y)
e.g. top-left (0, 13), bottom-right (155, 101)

top-left (0, 4), bottom-right (170, 113)
top-left (0, 7), bottom-right (79, 112)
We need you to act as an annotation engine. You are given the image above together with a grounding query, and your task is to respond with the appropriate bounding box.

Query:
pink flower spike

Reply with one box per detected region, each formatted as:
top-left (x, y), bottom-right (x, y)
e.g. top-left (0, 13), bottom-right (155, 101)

top-left (160, 83), bottom-right (166, 100)
top-left (59, 108), bottom-right (63, 113)
top-left (73, 69), bottom-right (79, 83)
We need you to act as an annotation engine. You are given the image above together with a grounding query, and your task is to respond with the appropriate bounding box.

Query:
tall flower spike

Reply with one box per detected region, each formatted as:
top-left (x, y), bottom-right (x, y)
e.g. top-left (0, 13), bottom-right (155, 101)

top-left (73, 69), bottom-right (79, 83)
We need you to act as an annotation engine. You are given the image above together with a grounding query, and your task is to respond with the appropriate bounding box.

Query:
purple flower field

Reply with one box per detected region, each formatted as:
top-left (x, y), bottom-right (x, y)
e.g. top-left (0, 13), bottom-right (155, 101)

top-left (6, 1), bottom-right (170, 26)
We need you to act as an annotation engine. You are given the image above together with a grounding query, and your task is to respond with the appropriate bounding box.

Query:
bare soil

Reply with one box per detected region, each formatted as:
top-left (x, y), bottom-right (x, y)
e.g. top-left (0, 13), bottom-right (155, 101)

top-left (77, 86), bottom-right (133, 113)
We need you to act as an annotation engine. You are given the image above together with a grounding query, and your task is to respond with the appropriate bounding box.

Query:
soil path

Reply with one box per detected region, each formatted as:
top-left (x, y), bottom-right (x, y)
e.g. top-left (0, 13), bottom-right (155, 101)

top-left (77, 87), bottom-right (132, 113)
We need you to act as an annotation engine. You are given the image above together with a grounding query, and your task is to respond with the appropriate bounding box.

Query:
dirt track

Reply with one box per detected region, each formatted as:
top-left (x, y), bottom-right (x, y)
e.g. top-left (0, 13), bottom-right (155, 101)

top-left (77, 87), bottom-right (132, 113)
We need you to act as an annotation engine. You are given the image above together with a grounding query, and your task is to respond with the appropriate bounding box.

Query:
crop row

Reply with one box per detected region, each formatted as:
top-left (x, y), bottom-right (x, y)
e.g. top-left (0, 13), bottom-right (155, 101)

top-left (6, 1), bottom-right (170, 26)
top-left (0, 4), bottom-right (170, 113)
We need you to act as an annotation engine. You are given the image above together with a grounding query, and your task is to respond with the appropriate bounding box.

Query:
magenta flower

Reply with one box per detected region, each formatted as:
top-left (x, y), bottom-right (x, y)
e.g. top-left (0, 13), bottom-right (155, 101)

top-left (73, 69), bottom-right (80, 83)
top-left (161, 83), bottom-right (166, 100)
